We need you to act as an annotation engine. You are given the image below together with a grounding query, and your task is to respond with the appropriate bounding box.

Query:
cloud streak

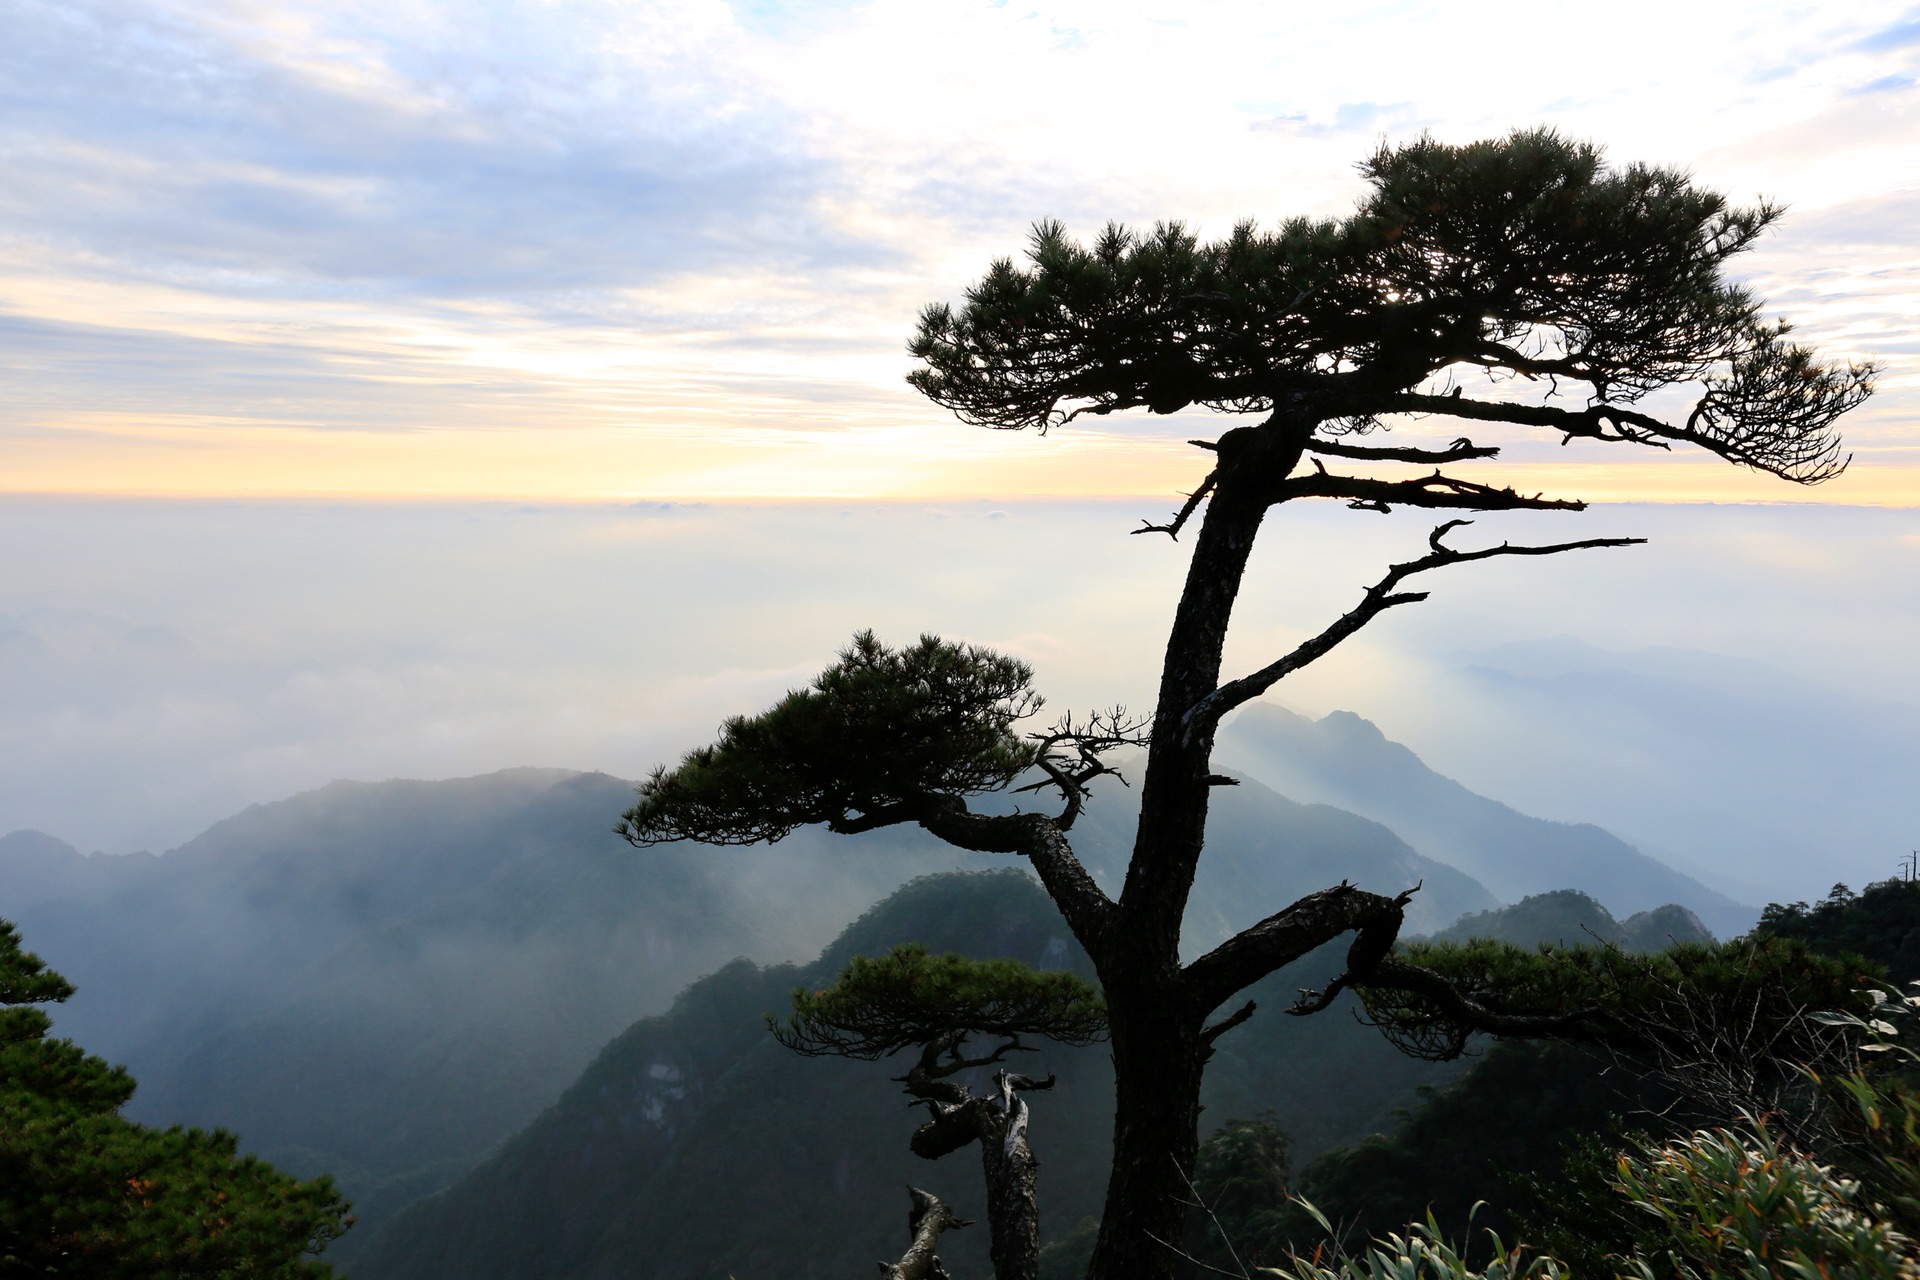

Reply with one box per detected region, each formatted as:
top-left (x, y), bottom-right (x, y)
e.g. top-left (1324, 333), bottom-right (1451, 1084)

top-left (0, 0), bottom-right (1917, 499)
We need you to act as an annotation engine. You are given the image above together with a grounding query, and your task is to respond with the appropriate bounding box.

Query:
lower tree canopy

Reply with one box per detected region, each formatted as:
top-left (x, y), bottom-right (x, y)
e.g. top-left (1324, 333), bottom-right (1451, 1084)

top-left (0, 919), bottom-right (351, 1278)
top-left (771, 943), bottom-right (1108, 1060)
top-left (1352, 934), bottom-right (1874, 1065)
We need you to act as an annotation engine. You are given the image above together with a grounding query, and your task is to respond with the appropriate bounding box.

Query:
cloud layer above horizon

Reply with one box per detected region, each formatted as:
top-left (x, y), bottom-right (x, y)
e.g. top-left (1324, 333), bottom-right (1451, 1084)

top-left (2, 0), bottom-right (1919, 500)
top-left (3, 496), bottom-right (1917, 907)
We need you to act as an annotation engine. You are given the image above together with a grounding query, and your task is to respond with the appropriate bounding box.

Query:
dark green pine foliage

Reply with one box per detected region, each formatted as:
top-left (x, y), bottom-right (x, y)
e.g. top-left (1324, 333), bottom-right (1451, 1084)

top-left (0, 918), bottom-right (350, 1277)
top-left (774, 943), bottom-right (1107, 1057)
top-left (1756, 878), bottom-right (1920, 981)
top-left (617, 631), bottom-right (1041, 846)
top-left (1354, 933), bottom-right (1871, 1063)
top-left (910, 130), bottom-right (1868, 481)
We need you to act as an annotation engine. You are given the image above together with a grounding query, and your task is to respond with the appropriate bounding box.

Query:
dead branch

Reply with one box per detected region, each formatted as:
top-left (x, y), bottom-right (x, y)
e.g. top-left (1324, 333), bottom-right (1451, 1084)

top-left (1182, 521), bottom-right (1644, 735)
top-left (881, 1187), bottom-right (971, 1280)
top-left (1279, 468), bottom-right (1588, 514)
top-left (1201, 1000), bottom-right (1258, 1045)
top-left (1134, 471), bottom-right (1219, 540)
top-left (1015, 708), bottom-right (1151, 828)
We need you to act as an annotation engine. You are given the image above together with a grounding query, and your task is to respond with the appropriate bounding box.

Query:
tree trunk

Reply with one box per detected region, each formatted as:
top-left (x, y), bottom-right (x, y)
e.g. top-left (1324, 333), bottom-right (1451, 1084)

top-left (1085, 987), bottom-right (1209, 1280)
top-left (905, 1055), bottom-right (1054, 1280)
top-left (978, 1078), bottom-right (1043, 1280)
top-left (1087, 416), bottom-right (1307, 1280)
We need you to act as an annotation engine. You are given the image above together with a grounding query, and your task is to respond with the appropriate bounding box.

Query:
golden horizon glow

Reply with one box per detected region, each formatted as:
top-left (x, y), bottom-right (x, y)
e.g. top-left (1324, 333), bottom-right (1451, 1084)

top-left (3, 1), bottom-right (1917, 504)
top-left (7, 418), bottom-right (1918, 506)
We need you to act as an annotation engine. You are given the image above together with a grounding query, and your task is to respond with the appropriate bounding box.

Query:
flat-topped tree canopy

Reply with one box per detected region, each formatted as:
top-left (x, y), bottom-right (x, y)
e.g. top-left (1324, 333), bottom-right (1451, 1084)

top-left (772, 944), bottom-right (1108, 1060)
top-left (909, 129), bottom-right (1869, 485)
top-left (616, 631), bottom-right (1043, 847)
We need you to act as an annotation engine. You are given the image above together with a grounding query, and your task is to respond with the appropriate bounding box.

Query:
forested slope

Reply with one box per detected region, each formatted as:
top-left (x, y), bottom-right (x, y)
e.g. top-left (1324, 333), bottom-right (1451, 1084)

top-left (353, 871), bottom-right (1473, 1280)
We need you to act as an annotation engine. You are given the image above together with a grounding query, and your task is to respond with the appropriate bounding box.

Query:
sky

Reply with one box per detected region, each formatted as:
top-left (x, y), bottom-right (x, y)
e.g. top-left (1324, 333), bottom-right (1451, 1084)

top-left (2, 1), bottom-right (1918, 908)
top-left (2, 0), bottom-right (1918, 501)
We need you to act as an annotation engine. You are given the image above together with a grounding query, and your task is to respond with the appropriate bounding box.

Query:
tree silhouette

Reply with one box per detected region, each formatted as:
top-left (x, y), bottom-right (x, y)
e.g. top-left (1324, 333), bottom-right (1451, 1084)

top-left (620, 130), bottom-right (1872, 1280)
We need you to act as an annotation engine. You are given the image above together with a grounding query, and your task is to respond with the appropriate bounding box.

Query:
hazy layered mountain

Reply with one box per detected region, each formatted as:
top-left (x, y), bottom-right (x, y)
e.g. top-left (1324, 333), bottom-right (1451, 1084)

top-left (1429, 889), bottom-right (1713, 951)
top-left (1061, 762), bottom-right (1495, 944)
top-left (0, 771), bottom-right (1011, 1259)
top-left (351, 870), bottom-right (1474, 1280)
top-left (1217, 704), bottom-right (1756, 937)
top-left (1370, 638), bottom-right (1920, 904)
top-left (0, 759), bottom-right (1493, 1259)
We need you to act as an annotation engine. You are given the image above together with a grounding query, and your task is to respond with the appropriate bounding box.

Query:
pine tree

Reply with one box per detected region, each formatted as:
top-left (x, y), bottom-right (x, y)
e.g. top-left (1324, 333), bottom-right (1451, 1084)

top-left (0, 919), bottom-right (351, 1277)
top-left (621, 130), bottom-right (1872, 1280)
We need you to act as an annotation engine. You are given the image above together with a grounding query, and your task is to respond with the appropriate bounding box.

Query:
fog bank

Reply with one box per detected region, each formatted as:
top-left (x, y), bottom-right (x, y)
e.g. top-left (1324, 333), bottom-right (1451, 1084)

top-left (2, 495), bottom-right (1914, 900)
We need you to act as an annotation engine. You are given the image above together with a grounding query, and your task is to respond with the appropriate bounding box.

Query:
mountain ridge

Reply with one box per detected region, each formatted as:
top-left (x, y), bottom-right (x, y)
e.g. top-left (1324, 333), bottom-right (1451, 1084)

top-left (0, 757), bottom-right (1498, 1259)
top-left (1216, 704), bottom-right (1756, 936)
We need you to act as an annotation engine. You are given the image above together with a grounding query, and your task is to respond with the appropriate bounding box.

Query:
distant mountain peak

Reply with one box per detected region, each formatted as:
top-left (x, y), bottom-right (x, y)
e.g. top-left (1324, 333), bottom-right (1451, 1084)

top-left (0, 829), bottom-right (82, 860)
top-left (1431, 889), bottom-right (1714, 952)
top-left (1217, 704), bottom-right (1756, 938)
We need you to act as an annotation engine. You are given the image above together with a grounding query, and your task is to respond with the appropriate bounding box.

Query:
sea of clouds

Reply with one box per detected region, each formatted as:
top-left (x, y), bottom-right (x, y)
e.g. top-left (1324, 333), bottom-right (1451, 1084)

top-left (3, 495), bottom-right (1915, 905)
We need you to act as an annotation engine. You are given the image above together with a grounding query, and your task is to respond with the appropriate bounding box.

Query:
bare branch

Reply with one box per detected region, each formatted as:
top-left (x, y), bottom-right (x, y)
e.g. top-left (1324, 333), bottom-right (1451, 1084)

top-left (1183, 882), bottom-right (1411, 1013)
top-left (914, 797), bottom-right (1117, 954)
top-left (1305, 436), bottom-right (1500, 465)
top-left (1359, 375), bottom-right (1863, 484)
top-left (894, 1033), bottom-right (1033, 1093)
top-left (1280, 467), bottom-right (1589, 514)
top-left (880, 1187), bottom-right (971, 1280)
top-left (1014, 707), bottom-right (1151, 829)
top-left (1201, 1000), bottom-right (1258, 1046)
top-left (1353, 389), bottom-right (1654, 438)
top-left (1133, 471), bottom-right (1218, 540)
top-left (1295, 956), bottom-right (1604, 1060)
top-left (1142, 1231), bottom-right (1253, 1280)
top-left (1141, 1153), bottom-right (1263, 1280)
top-left (1182, 522), bottom-right (1644, 735)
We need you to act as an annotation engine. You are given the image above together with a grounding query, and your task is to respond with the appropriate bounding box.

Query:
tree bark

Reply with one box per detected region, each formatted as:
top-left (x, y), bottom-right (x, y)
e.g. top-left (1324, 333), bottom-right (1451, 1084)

top-left (904, 1050), bottom-right (1053, 1280)
top-left (1087, 415), bottom-right (1307, 1280)
top-left (1085, 991), bottom-right (1209, 1280)
top-left (978, 1072), bottom-right (1044, 1280)
top-left (883, 1187), bottom-right (968, 1280)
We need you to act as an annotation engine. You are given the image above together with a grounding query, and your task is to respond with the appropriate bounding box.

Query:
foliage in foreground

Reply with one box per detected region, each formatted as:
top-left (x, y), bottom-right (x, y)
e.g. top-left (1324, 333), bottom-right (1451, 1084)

top-left (0, 918), bottom-right (350, 1278)
top-left (1267, 1124), bottom-right (1917, 1280)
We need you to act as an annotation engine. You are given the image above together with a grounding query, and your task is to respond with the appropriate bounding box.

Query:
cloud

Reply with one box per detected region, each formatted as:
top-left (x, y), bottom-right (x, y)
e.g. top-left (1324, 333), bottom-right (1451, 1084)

top-left (1853, 10), bottom-right (1920, 51)
top-left (1249, 101), bottom-right (1422, 138)
top-left (2, 0), bottom-right (1919, 496)
top-left (0, 0), bottom-right (881, 296)
top-left (2, 495), bottom-right (1917, 909)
